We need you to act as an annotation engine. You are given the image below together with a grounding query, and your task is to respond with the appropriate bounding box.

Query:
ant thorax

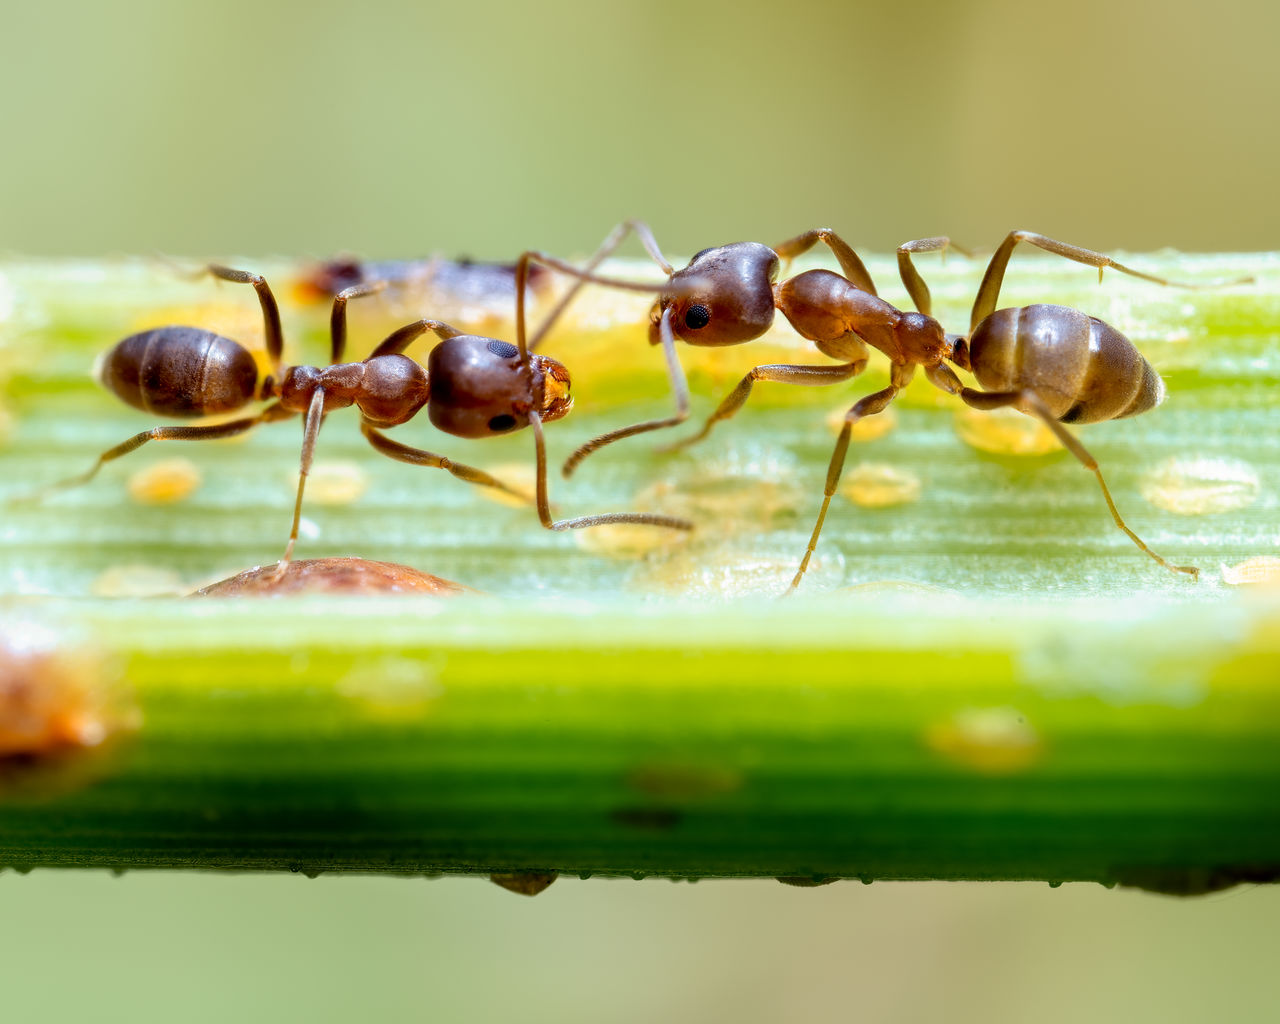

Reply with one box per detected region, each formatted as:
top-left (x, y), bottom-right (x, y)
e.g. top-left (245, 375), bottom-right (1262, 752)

top-left (275, 356), bottom-right (428, 427)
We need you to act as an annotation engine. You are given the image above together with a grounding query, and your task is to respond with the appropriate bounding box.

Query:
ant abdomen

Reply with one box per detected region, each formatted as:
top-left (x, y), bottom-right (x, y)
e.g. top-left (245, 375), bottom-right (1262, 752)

top-left (98, 328), bottom-right (260, 417)
top-left (969, 304), bottom-right (1165, 424)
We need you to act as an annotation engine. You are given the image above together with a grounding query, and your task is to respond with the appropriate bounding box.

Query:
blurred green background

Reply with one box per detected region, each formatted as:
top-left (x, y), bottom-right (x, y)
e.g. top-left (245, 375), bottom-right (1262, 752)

top-left (2, 0), bottom-right (1278, 1020)
top-left (3, 0), bottom-right (1277, 259)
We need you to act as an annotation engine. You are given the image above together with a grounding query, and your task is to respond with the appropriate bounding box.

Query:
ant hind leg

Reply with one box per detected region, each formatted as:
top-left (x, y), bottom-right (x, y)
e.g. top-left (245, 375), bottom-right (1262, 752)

top-left (957, 387), bottom-right (1199, 578)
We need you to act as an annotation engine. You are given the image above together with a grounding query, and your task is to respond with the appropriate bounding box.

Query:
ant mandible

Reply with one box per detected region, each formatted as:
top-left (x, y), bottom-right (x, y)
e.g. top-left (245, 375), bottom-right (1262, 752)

top-left (535, 224), bottom-right (1243, 590)
top-left (19, 258), bottom-right (694, 571)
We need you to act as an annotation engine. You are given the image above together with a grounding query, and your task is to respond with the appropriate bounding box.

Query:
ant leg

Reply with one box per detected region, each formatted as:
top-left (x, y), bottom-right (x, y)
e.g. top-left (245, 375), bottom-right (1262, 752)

top-left (10, 404), bottom-right (293, 504)
top-left (969, 230), bottom-right (1249, 333)
top-left (561, 305), bottom-right (690, 478)
top-left (328, 280), bottom-right (387, 363)
top-left (529, 412), bottom-right (693, 532)
top-left (367, 319), bottom-right (462, 359)
top-left (665, 357), bottom-right (868, 454)
top-left (895, 237), bottom-right (973, 316)
top-left (528, 220), bottom-right (674, 352)
top-left (360, 421), bottom-right (533, 503)
top-left (278, 388), bottom-right (327, 570)
top-left (788, 383), bottom-right (902, 593)
top-left (207, 266), bottom-right (285, 374)
top-left (958, 387), bottom-right (1199, 577)
top-left (773, 229), bottom-right (878, 296)
top-left (513, 249), bottom-right (683, 362)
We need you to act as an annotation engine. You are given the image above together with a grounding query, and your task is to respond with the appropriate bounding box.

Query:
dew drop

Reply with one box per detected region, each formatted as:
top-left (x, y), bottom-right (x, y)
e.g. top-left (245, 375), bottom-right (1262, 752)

top-left (490, 871), bottom-right (557, 896)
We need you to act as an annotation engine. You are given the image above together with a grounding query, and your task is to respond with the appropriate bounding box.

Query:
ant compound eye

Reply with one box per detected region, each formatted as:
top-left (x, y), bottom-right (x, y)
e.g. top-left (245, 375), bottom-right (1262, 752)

top-left (488, 414), bottom-right (517, 432)
top-left (486, 340), bottom-right (520, 359)
top-left (684, 304), bottom-right (711, 330)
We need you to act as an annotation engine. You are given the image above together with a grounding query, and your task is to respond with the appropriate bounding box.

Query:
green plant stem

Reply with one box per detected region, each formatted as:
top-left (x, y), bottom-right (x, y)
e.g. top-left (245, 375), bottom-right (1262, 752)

top-left (1, 254), bottom-right (1277, 890)
top-left (3, 597), bottom-right (1280, 891)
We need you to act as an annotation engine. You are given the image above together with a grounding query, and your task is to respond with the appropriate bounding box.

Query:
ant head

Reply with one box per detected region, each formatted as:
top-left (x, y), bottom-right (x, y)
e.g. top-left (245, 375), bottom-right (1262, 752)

top-left (650, 243), bottom-right (779, 347)
top-left (426, 336), bottom-right (572, 438)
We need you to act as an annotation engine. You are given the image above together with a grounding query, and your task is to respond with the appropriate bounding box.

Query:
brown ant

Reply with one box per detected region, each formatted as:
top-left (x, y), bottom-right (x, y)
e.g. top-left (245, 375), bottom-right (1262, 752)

top-left (527, 221), bottom-right (882, 477)
top-left (17, 259), bottom-right (694, 571)
top-left (536, 224), bottom-right (1247, 590)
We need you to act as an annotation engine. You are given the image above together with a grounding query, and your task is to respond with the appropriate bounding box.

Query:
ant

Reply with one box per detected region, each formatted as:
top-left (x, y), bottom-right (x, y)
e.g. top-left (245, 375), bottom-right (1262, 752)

top-left (17, 258), bottom-right (695, 572)
top-left (527, 221), bottom-right (882, 477)
top-left (534, 224), bottom-right (1246, 590)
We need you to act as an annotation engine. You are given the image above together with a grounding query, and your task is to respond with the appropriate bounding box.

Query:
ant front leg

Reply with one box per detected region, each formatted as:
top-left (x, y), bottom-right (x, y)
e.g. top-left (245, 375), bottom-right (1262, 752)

top-left (561, 305), bottom-right (692, 477)
top-left (10, 404), bottom-right (294, 505)
top-left (788, 363), bottom-right (913, 594)
top-left (527, 220), bottom-right (675, 352)
top-left (360, 421), bottom-right (534, 503)
top-left (773, 229), bottom-right (878, 296)
top-left (529, 412), bottom-right (693, 533)
top-left (513, 248), bottom-right (682, 362)
top-left (956, 387), bottom-right (1199, 578)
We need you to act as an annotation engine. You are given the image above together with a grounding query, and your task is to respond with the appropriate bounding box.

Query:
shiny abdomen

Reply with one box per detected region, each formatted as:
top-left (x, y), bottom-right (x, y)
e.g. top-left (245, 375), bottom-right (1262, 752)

top-left (968, 304), bottom-right (1164, 424)
top-left (99, 327), bottom-right (260, 417)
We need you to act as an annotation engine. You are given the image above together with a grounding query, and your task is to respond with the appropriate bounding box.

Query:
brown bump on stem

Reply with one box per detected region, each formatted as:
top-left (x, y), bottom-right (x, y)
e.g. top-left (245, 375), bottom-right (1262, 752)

top-left (0, 618), bottom-right (135, 772)
top-left (191, 557), bottom-right (469, 597)
top-left (490, 872), bottom-right (558, 897)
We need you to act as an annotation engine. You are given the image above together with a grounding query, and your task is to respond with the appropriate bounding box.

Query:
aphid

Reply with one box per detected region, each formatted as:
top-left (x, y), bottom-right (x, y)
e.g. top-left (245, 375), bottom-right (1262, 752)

top-left (17, 260), bottom-right (692, 571)
top-left (543, 226), bottom-right (1244, 589)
